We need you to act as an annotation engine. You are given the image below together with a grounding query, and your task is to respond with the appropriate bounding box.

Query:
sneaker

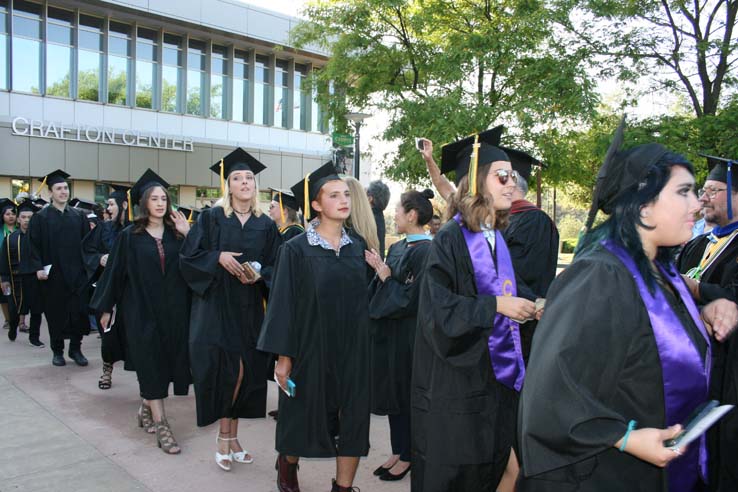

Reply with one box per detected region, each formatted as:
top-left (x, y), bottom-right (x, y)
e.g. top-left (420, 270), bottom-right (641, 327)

top-left (29, 339), bottom-right (45, 348)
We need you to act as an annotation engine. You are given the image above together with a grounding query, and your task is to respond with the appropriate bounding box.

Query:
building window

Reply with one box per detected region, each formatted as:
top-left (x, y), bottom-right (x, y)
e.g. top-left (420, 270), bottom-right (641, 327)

top-left (232, 49), bottom-right (249, 122)
top-left (11, 178), bottom-right (30, 200)
top-left (161, 33), bottom-right (182, 112)
top-left (11, 0), bottom-right (42, 94)
top-left (254, 54), bottom-right (270, 125)
top-left (294, 63), bottom-right (308, 131)
top-left (210, 44), bottom-right (227, 119)
top-left (135, 27), bottom-right (158, 109)
top-left (168, 186), bottom-right (180, 206)
top-left (78, 14), bottom-right (103, 101)
top-left (196, 187), bottom-right (220, 208)
top-left (45, 7), bottom-right (74, 98)
top-left (274, 59), bottom-right (288, 128)
top-left (186, 38), bottom-right (205, 115)
top-left (94, 183), bottom-right (109, 203)
top-left (107, 21), bottom-right (131, 105)
top-left (0, 0), bottom-right (9, 90)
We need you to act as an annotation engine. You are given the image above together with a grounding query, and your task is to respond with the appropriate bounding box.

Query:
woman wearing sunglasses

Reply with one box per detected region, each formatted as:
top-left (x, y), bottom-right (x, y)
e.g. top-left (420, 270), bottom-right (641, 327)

top-left (411, 129), bottom-right (539, 492)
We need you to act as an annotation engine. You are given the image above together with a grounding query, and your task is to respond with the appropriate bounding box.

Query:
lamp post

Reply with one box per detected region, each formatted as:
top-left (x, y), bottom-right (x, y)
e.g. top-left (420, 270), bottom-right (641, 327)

top-left (344, 112), bottom-right (371, 180)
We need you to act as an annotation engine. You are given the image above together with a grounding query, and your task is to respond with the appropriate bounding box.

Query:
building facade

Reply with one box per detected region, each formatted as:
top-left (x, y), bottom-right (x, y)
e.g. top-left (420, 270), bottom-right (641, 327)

top-left (0, 0), bottom-right (332, 208)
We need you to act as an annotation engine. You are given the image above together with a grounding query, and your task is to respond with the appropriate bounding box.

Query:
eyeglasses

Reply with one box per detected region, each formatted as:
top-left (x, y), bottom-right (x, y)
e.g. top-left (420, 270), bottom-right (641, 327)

top-left (697, 187), bottom-right (727, 199)
top-left (490, 169), bottom-right (519, 185)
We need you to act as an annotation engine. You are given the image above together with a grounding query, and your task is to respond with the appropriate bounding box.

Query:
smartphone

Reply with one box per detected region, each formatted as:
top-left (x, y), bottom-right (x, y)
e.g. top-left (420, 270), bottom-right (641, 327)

top-left (415, 138), bottom-right (425, 151)
top-left (286, 378), bottom-right (296, 398)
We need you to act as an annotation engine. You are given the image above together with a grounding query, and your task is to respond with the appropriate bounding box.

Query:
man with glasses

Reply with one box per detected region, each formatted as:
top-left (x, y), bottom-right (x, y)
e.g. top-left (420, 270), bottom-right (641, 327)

top-left (678, 157), bottom-right (738, 492)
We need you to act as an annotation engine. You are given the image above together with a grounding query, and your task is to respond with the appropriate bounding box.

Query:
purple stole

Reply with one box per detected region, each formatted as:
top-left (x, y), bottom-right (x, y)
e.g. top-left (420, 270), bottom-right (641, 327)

top-left (603, 241), bottom-right (711, 491)
top-left (453, 215), bottom-right (525, 392)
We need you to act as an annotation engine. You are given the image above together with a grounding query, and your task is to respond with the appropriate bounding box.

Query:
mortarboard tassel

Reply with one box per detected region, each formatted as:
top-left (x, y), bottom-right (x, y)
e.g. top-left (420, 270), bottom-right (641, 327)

top-left (220, 158), bottom-right (225, 196)
top-left (728, 161), bottom-right (734, 221)
top-left (127, 189), bottom-right (133, 222)
top-left (33, 175), bottom-right (48, 198)
top-left (187, 209), bottom-right (194, 224)
top-left (303, 173), bottom-right (311, 225)
top-left (468, 134), bottom-right (480, 196)
top-left (279, 193), bottom-right (285, 224)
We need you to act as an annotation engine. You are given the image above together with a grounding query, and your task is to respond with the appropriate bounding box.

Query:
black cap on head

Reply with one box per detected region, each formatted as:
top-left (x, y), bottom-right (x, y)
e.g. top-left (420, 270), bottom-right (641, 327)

top-left (704, 155), bottom-right (738, 192)
top-left (39, 169), bottom-right (70, 189)
top-left (290, 162), bottom-right (342, 221)
top-left (440, 126), bottom-right (508, 185)
top-left (108, 183), bottom-right (131, 202)
top-left (498, 146), bottom-right (543, 181)
top-left (270, 188), bottom-right (299, 212)
top-left (130, 168), bottom-right (170, 206)
top-left (70, 198), bottom-right (97, 211)
top-left (17, 200), bottom-right (36, 214)
top-left (32, 197), bottom-right (48, 209)
top-left (210, 148), bottom-right (266, 178)
top-left (177, 206), bottom-right (201, 223)
top-left (0, 198), bottom-right (17, 215)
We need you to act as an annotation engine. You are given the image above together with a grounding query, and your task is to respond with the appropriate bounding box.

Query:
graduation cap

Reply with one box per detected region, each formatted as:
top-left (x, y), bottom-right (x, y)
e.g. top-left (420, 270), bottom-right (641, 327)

top-left (31, 197), bottom-right (48, 209)
top-left (129, 169), bottom-right (171, 222)
top-left (701, 153), bottom-right (738, 221)
top-left (70, 198), bottom-right (97, 211)
top-left (0, 198), bottom-right (17, 215)
top-left (290, 162), bottom-right (342, 222)
top-left (584, 117), bottom-right (669, 231)
top-left (177, 206), bottom-right (200, 224)
top-left (16, 200), bottom-right (36, 214)
top-left (210, 148), bottom-right (267, 195)
top-left (270, 188), bottom-right (299, 223)
top-left (36, 169), bottom-right (70, 191)
top-left (440, 126), bottom-right (507, 193)
top-left (498, 146), bottom-right (543, 182)
top-left (108, 183), bottom-right (131, 203)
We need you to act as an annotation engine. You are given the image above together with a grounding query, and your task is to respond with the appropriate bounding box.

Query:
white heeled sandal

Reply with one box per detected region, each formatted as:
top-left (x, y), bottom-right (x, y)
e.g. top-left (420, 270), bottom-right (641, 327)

top-left (215, 433), bottom-right (234, 471)
top-left (231, 447), bottom-right (254, 464)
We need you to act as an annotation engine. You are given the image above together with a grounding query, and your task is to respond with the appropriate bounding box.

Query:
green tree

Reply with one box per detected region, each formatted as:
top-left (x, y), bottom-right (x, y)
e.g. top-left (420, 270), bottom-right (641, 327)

top-left (292, 0), bottom-right (599, 185)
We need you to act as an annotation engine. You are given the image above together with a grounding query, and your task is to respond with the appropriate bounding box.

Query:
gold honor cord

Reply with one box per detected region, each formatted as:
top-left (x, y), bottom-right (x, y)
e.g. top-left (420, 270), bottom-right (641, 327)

top-left (279, 193), bottom-right (285, 224)
top-left (127, 189), bottom-right (134, 222)
top-left (468, 134), bottom-right (480, 196)
top-left (303, 173), bottom-right (311, 225)
top-left (219, 159), bottom-right (225, 196)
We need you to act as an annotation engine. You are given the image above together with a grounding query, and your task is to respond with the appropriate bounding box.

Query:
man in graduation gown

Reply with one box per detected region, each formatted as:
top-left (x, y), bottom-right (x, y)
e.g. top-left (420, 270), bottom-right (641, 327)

top-left (678, 158), bottom-right (738, 491)
top-left (502, 149), bottom-right (559, 363)
top-left (0, 200), bottom-right (43, 346)
top-left (28, 170), bottom-right (90, 366)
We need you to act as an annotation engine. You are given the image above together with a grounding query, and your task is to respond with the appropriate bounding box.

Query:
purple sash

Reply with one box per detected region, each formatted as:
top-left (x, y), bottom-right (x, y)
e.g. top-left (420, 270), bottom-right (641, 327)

top-left (603, 241), bottom-right (711, 491)
top-left (454, 215), bottom-right (525, 391)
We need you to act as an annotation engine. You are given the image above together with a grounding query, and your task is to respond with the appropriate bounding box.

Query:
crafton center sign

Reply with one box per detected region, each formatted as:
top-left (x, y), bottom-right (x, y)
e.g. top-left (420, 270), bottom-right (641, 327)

top-left (10, 116), bottom-right (195, 152)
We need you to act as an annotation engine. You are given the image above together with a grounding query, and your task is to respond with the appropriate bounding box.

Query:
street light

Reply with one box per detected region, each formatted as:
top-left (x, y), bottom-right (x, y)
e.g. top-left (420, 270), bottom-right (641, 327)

top-left (344, 112), bottom-right (371, 180)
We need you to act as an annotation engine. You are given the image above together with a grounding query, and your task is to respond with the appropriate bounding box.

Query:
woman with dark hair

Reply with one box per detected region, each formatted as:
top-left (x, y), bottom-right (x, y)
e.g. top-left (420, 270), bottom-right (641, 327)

top-left (411, 129), bottom-right (538, 492)
top-left (92, 169), bottom-right (191, 455)
top-left (258, 162), bottom-right (371, 492)
top-left (365, 188), bottom-right (435, 482)
top-left (518, 120), bottom-right (737, 491)
top-left (0, 199), bottom-right (17, 331)
top-left (83, 184), bottom-right (131, 390)
top-left (180, 148), bottom-right (281, 471)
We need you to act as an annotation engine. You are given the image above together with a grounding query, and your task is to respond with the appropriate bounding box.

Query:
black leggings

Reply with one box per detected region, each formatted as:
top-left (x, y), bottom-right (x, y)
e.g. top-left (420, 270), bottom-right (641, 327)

top-left (389, 413), bottom-right (411, 462)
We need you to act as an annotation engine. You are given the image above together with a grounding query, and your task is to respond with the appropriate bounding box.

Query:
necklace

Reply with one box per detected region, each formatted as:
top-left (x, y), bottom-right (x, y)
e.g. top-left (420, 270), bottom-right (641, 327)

top-left (233, 207), bottom-right (250, 215)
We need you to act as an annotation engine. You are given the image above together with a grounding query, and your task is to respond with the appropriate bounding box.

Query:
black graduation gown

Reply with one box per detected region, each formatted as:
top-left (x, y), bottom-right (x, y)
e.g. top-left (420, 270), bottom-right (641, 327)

top-left (369, 238), bottom-right (431, 415)
top-left (180, 208), bottom-right (281, 427)
top-left (28, 205), bottom-right (90, 340)
top-left (411, 220), bottom-right (517, 492)
top-left (503, 202), bottom-right (560, 364)
top-left (257, 231), bottom-right (371, 458)
top-left (91, 225), bottom-right (191, 400)
top-left (373, 207), bottom-right (386, 258)
top-left (280, 224), bottom-right (304, 242)
top-left (678, 234), bottom-right (738, 491)
top-left (518, 247), bottom-right (708, 492)
top-left (82, 222), bottom-right (130, 367)
top-left (0, 229), bottom-right (41, 315)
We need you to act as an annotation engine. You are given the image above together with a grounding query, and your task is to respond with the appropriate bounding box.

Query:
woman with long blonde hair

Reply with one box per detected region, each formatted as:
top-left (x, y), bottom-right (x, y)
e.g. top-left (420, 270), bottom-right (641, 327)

top-left (343, 176), bottom-right (379, 252)
top-left (181, 148), bottom-right (282, 471)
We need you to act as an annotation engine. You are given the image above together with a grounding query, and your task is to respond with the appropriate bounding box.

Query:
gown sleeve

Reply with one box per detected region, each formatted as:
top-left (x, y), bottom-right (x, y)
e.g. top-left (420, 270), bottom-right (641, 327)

top-left (417, 225), bottom-right (498, 363)
top-left (257, 241), bottom-right (299, 358)
top-left (0, 236), bottom-right (10, 281)
top-left (179, 210), bottom-right (222, 297)
top-left (369, 242), bottom-right (430, 320)
top-left (519, 254), bottom-right (639, 476)
top-left (90, 229), bottom-right (129, 314)
top-left (259, 220), bottom-right (282, 290)
top-left (27, 213), bottom-right (44, 272)
top-left (81, 225), bottom-right (105, 281)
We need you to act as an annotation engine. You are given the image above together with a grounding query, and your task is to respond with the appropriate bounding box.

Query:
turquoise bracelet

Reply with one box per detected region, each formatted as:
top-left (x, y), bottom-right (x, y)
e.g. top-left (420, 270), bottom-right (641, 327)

top-left (619, 420), bottom-right (638, 452)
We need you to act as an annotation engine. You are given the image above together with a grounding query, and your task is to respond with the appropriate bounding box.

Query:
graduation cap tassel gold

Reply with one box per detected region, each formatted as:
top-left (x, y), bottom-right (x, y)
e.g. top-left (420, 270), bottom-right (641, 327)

top-left (279, 193), bottom-right (285, 224)
top-left (219, 159), bottom-right (225, 196)
top-left (468, 134), bottom-right (480, 196)
top-left (303, 173), bottom-right (311, 225)
top-left (33, 175), bottom-right (48, 198)
top-left (187, 209), bottom-right (194, 223)
top-left (127, 189), bottom-right (134, 222)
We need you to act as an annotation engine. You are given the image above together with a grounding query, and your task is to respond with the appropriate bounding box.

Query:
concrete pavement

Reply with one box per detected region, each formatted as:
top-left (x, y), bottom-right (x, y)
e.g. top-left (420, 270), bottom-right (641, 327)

top-left (0, 327), bottom-right (409, 492)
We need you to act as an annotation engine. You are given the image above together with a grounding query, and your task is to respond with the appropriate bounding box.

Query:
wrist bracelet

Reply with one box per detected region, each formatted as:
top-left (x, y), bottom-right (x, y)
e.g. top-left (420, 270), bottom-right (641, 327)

top-left (619, 420), bottom-right (638, 452)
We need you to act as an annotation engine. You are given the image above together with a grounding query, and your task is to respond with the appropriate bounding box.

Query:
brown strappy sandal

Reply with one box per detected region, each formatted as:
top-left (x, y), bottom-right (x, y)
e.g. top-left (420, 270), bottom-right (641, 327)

top-left (98, 362), bottom-right (113, 390)
top-left (155, 419), bottom-right (181, 455)
top-left (137, 404), bottom-right (156, 434)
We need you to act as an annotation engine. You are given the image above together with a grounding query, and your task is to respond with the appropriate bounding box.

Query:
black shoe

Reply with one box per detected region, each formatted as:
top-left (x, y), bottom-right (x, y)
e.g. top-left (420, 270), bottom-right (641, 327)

top-left (52, 353), bottom-right (66, 366)
top-left (68, 349), bottom-right (88, 366)
top-left (8, 328), bottom-right (17, 341)
top-left (29, 339), bottom-right (45, 348)
top-left (379, 463), bottom-right (411, 481)
top-left (373, 464), bottom-right (392, 476)
top-left (268, 410), bottom-right (278, 421)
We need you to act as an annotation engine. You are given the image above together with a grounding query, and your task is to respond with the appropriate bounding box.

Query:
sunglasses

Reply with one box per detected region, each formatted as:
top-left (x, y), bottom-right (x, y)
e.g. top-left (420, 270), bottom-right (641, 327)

top-left (490, 169), bottom-right (520, 185)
